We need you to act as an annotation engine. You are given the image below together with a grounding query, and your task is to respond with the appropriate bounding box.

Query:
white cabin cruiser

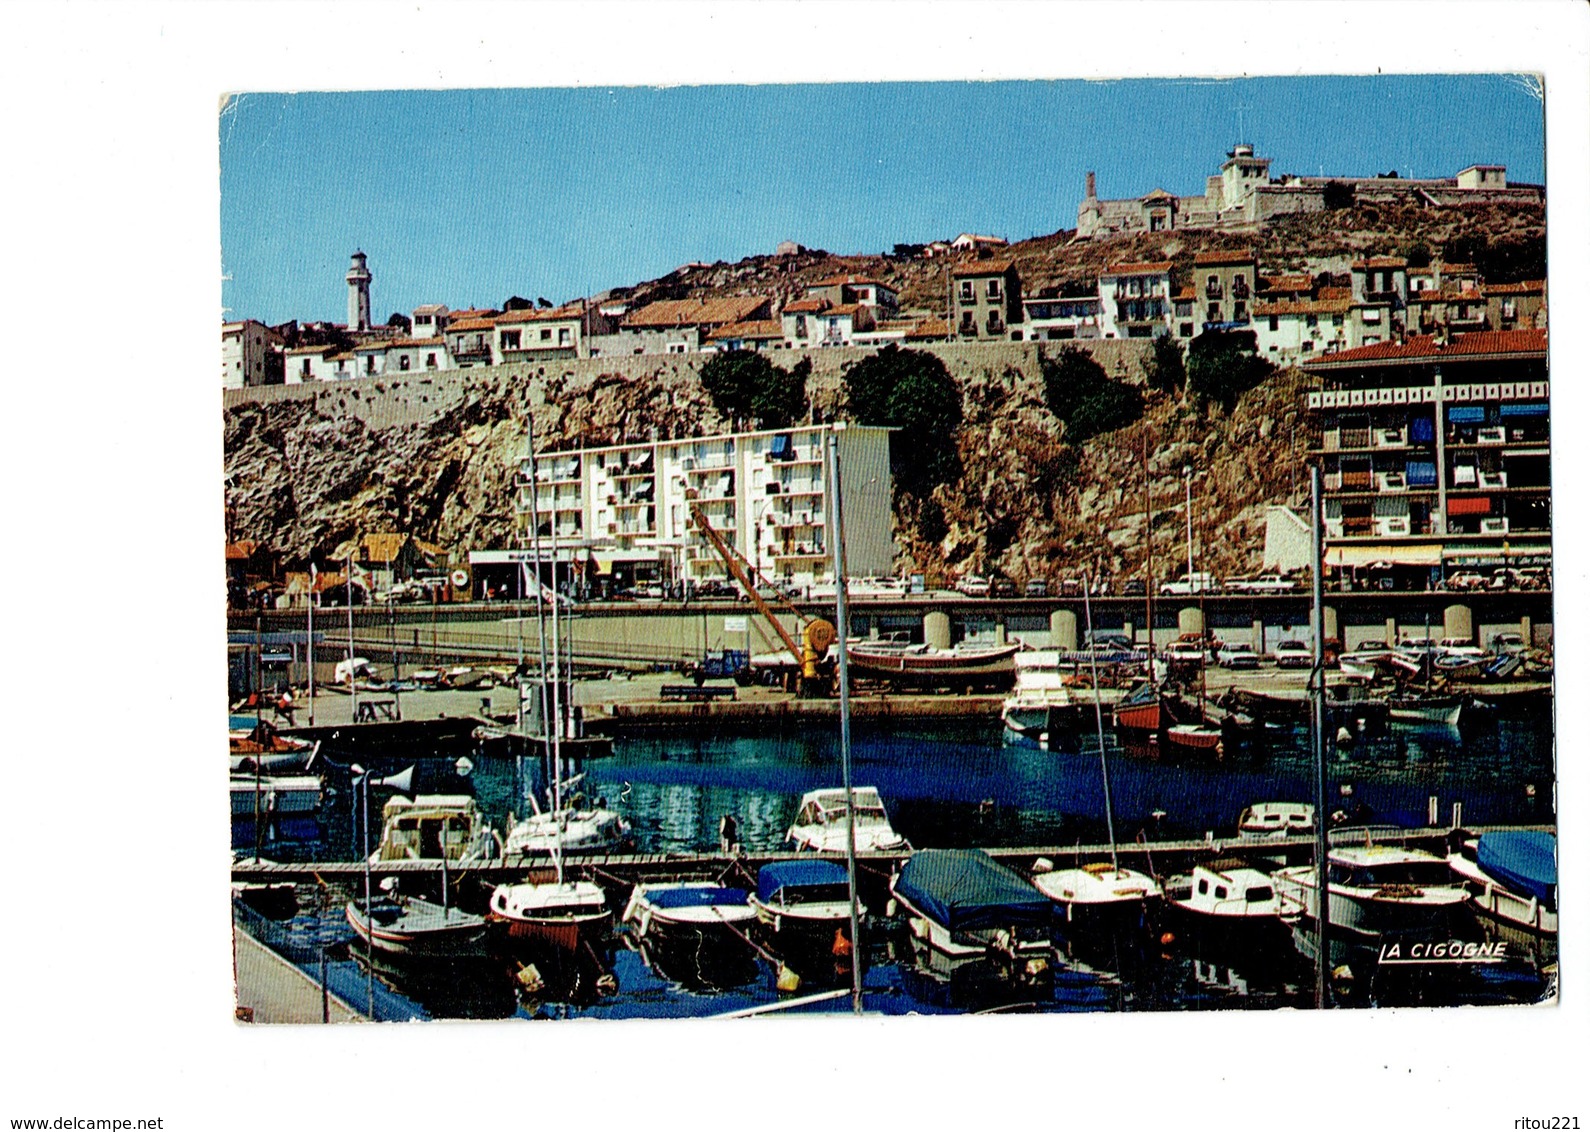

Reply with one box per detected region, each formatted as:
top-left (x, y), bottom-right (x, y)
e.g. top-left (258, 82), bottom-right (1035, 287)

top-left (1271, 843), bottom-right (1470, 939)
top-left (1164, 860), bottom-right (1303, 942)
top-left (1031, 859), bottom-right (1162, 931)
top-left (1237, 802), bottom-right (1317, 842)
top-left (786, 787), bottom-right (909, 853)
top-left (369, 794), bottom-right (501, 863)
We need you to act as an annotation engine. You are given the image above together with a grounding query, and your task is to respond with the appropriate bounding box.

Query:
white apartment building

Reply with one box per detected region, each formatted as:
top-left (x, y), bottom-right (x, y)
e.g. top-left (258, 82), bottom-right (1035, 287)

top-left (1097, 261), bottom-right (1173, 339)
top-left (516, 423), bottom-right (894, 591)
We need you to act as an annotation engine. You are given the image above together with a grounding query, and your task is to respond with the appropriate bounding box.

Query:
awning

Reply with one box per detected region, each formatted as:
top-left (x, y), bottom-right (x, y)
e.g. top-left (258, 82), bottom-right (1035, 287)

top-left (592, 554), bottom-right (614, 574)
top-left (1447, 496), bottom-right (1492, 516)
top-left (1443, 544), bottom-right (1551, 564)
top-left (1499, 403), bottom-right (1549, 417)
top-left (1326, 544), bottom-right (1443, 568)
top-left (1447, 406), bottom-right (1487, 423)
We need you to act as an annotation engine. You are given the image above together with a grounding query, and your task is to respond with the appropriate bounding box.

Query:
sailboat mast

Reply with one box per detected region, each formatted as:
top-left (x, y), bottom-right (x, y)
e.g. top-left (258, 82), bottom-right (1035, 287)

top-left (825, 431), bottom-right (864, 1015)
top-left (526, 413), bottom-right (553, 762)
top-left (1141, 432), bottom-right (1154, 679)
top-left (1081, 580), bottom-right (1119, 870)
top-left (1309, 466), bottom-right (1331, 1009)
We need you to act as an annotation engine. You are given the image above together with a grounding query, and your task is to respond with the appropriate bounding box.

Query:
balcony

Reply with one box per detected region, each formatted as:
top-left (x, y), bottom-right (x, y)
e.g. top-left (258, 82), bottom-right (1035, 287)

top-left (1204, 283), bottom-right (1224, 299)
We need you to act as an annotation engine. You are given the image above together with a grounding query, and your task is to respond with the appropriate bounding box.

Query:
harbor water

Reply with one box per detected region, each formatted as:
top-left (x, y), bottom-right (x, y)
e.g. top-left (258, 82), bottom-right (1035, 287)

top-left (234, 705), bottom-right (1557, 1019)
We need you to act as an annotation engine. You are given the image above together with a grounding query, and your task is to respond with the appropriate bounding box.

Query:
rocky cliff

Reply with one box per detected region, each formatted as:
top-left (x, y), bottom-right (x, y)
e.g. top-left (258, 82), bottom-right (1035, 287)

top-left (223, 339), bottom-right (1308, 587)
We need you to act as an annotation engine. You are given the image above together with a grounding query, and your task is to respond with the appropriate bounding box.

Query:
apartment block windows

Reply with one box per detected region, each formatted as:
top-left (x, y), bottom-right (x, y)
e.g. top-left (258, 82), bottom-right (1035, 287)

top-left (426, 353), bottom-right (437, 368)
top-left (1207, 302), bottom-right (1220, 322)
top-left (540, 328), bottom-right (553, 341)
top-left (1269, 315), bottom-right (1280, 331)
top-left (959, 281), bottom-right (975, 302)
top-left (399, 354), bottom-right (411, 370)
top-left (501, 330), bottom-right (522, 350)
top-left (986, 278), bottom-right (1002, 301)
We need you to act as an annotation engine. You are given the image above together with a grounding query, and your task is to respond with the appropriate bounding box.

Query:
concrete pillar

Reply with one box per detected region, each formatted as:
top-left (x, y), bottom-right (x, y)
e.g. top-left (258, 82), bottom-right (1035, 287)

top-left (994, 621), bottom-right (1008, 645)
top-left (1521, 615), bottom-right (1533, 647)
top-left (924, 610), bottom-right (952, 651)
top-left (1322, 605), bottom-right (1339, 643)
top-left (1252, 618), bottom-right (1266, 652)
top-left (1177, 606), bottom-right (1204, 637)
top-left (1385, 616), bottom-right (1399, 646)
top-left (1443, 604), bottom-right (1474, 642)
top-left (1122, 619), bottom-right (1135, 645)
top-left (1050, 609), bottom-right (1078, 652)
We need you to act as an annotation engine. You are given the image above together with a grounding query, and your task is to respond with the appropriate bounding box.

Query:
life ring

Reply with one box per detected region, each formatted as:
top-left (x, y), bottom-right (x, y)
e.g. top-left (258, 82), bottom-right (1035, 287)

top-left (450, 568), bottom-right (470, 588)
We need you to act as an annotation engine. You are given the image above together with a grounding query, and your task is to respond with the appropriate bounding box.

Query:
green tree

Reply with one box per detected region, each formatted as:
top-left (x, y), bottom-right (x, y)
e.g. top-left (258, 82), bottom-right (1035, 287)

top-left (1039, 345), bottom-right (1144, 444)
top-left (699, 351), bottom-right (808, 429)
top-left (842, 345), bottom-right (963, 496)
top-left (1322, 181), bottom-right (1355, 210)
top-left (1186, 329), bottom-right (1273, 413)
top-left (1147, 334), bottom-right (1186, 395)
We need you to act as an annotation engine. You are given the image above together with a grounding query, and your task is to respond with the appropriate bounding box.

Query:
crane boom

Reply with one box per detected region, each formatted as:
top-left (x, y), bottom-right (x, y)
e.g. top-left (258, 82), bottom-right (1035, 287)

top-left (687, 500), bottom-right (805, 666)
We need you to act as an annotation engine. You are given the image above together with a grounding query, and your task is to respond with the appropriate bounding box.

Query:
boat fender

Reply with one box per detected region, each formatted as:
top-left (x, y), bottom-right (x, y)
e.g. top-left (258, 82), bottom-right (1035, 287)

top-left (1159, 931), bottom-right (1176, 947)
top-left (776, 965), bottom-right (802, 994)
top-left (1336, 727), bottom-right (1354, 746)
top-left (1032, 857), bottom-right (1055, 875)
top-left (885, 899), bottom-right (898, 918)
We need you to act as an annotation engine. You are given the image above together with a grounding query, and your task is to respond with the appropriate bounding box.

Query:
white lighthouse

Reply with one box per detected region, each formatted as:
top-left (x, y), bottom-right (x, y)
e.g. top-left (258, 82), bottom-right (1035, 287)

top-left (346, 250), bottom-right (373, 331)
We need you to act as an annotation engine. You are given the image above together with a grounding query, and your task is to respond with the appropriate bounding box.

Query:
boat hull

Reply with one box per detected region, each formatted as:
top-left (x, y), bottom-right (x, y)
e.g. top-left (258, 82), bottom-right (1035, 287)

top-left (344, 899), bottom-right (492, 959)
top-left (1270, 870), bottom-right (1469, 940)
top-left (847, 644), bottom-right (1018, 690)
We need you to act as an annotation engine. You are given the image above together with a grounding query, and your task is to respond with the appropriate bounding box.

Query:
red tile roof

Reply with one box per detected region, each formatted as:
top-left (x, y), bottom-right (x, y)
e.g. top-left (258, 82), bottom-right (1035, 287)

top-left (1304, 329), bottom-right (1546, 367)
top-left (1351, 256), bottom-right (1408, 269)
top-left (783, 297), bottom-right (831, 314)
top-left (1193, 249), bottom-right (1255, 265)
top-left (707, 319), bottom-right (785, 341)
top-left (387, 337), bottom-right (450, 349)
top-left (496, 305), bottom-right (583, 325)
top-left (1317, 286), bottom-right (1353, 302)
top-left (449, 308), bottom-right (500, 320)
top-left (225, 540), bottom-right (260, 560)
top-left (1172, 287), bottom-right (1196, 302)
top-left (950, 258), bottom-right (1016, 277)
top-left (1253, 297), bottom-right (1353, 317)
top-left (284, 344), bottom-right (337, 355)
top-left (361, 533), bottom-right (409, 564)
top-left (905, 317), bottom-right (949, 339)
top-left (1260, 274), bottom-right (1314, 293)
top-left (623, 296), bottom-right (770, 328)
top-left (448, 317), bottom-right (498, 332)
top-left (1485, 280), bottom-right (1545, 295)
top-left (1103, 261), bottom-right (1173, 275)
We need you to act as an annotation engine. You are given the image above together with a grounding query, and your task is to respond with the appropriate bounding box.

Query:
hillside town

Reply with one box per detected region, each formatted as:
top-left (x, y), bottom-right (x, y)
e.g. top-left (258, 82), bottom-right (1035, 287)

top-left (222, 142), bottom-right (1549, 611)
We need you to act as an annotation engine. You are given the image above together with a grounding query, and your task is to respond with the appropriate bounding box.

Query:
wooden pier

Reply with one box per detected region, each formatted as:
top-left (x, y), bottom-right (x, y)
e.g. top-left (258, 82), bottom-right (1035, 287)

top-left (233, 825), bottom-right (1553, 887)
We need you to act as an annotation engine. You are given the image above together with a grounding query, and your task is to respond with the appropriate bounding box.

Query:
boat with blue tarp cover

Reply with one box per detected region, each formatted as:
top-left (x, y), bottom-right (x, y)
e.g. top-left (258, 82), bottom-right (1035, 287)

top-left (1449, 830), bottom-right (1557, 945)
top-left (751, 860), bottom-right (861, 934)
top-left (890, 848), bottom-right (1052, 960)
top-left (623, 880), bottom-right (757, 944)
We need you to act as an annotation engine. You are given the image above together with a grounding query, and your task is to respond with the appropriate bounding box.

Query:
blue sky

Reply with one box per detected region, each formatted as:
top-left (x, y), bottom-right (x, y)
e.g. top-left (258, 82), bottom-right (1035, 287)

top-left (220, 75), bottom-right (1546, 325)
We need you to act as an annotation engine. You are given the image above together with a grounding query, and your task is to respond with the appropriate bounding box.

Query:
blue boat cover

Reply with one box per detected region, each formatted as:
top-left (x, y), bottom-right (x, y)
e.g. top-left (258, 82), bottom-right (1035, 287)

top-left (645, 885), bottom-right (751, 910)
top-left (894, 849), bottom-right (1051, 932)
top-left (1477, 832), bottom-right (1557, 908)
top-left (758, 860), bottom-right (849, 903)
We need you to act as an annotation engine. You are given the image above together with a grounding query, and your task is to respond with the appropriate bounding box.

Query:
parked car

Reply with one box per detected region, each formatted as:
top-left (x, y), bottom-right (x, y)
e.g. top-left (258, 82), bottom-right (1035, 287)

top-left (1162, 640), bottom-right (1208, 666)
top-left (954, 575), bottom-right (991, 598)
top-left (1218, 642), bottom-right (1260, 669)
top-left (1227, 573), bottom-right (1298, 594)
top-left (1024, 578), bottom-right (1050, 598)
top-left (1443, 570), bottom-right (1488, 592)
top-left (990, 578), bottom-right (1017, 598)
top-left (1159, 572), bottom-right (1218, 596)
top-left (1271, 640), bottom-right (1313, 668)
top-left (1122, 579), bottom-right (1147, 597)
top-left (1087, 633), bottom-right (1137, 653)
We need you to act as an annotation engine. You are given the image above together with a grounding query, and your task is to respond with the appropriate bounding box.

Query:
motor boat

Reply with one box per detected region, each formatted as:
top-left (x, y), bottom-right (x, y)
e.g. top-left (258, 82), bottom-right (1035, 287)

top-left (1237, 802), bottom-right (1316, 842)
top-left (622, 881), bottom-right (757, 944)
top-left (1164, 722), bottom-right (1224, 758)
top-left (369, 794), bottom-right (501, 863)
top-left (1031, 858), bottom-right (1162, 933)
top-left (1386, 695), bottom-right (1464, 727)
top-left (786, 787), bottom-right (909, 853)
top-left (345, 884), bottom-right (492, 959)
top-left (1163, 860), bottom-right (1303, 946)
top-left (1270, 843), bottom-right (1471, 939)
top-left (1447, 830), bottom-right (1557, 944)
top-left (489, 878), bottom-right (613, 951)
top-left (749, 859), bottom-right (862, 936)
top-left (230, 772), bottom-right (322, 818)
top-left (1000, 650), bottom-right (1089, 742)
top-left (889, 848), bottom-right (1052, 961)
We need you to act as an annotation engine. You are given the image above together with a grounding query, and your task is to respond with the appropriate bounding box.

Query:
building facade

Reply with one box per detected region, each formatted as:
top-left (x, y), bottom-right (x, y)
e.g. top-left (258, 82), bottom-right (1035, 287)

top-left (1097, 261), bottom-right (1173, 339)
top-left (516, 423), bottom-right (894, 592)
top-left (1303, 329), bottom-right (1549, 588)
top-left (950, 259), bottom-right (1022, 341)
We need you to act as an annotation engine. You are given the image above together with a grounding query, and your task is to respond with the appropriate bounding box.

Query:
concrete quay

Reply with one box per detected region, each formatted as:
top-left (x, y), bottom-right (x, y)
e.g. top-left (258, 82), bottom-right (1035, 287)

top-left (233, 926), bottom-right (362, 1024)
